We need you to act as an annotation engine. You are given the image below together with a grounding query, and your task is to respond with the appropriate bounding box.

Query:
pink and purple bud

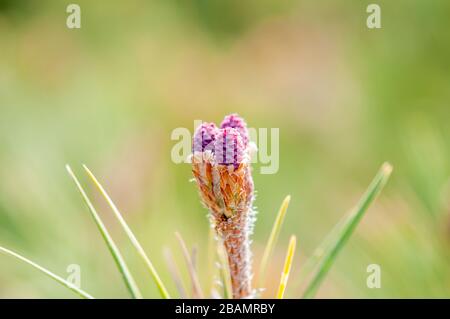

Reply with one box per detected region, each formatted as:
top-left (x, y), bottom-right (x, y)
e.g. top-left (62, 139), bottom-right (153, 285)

top-left (191, 114), bottom-right (254, 217)
top-left (220, 113), bottom-right (250, 147)
top-left (193, 122), bottom-right (218, 153)
top-left (193, 114), bottom-right (249, 168)
top-left (214, 127), bottom-right (245, 168)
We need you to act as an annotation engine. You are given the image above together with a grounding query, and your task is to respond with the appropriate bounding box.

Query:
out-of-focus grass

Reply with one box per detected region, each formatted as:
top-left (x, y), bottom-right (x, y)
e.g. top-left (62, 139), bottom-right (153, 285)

top-left (1, 1), bottom-right (450, 298)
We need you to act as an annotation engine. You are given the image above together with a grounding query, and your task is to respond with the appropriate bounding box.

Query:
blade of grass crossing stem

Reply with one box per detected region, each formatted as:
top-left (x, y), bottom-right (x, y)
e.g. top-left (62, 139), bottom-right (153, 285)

top-left (302, 162), bottom-right (393, 299)
top-left (82, 164), bottom-right (170, 299)
top-left (175, 232), bottom-right (204, 298)
top-left (276, 235), bottom-right (297, 299)
top-left (66, 165), bottom-right (143, 299)
top-left (207, 226), bottom-right (216, 293)
top-left (0, 246), bottom-right (94, 299)
top-left (217, 240), bottom-right (233, 299)
top-left (259, 195), bottom-right (291, 287)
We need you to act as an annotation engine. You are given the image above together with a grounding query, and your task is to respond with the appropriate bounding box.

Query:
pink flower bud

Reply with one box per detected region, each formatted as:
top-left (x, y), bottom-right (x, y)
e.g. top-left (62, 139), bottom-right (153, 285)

top-left (214, 127), bottom-right (245, 168)
top-left (192, 122), bottom-right (218, 153)
top-left (220, 113), bottom-right (250, 147)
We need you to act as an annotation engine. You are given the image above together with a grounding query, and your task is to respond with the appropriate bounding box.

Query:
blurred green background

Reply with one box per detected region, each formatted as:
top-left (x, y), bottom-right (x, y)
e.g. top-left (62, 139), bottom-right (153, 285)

top-left (1, 0), bottom-right (450, 298)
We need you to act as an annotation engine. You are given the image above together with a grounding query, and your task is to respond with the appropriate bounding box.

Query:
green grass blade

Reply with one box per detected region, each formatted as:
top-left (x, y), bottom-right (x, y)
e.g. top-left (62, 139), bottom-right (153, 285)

top-left (302, 162), bottom-right (393, 299)
top-left (66, 165), bottom-right (143, 299)
top-left (0, 246), bottom-right (94, 299)
top-left (276, 235), bottom-right (297, 299)
top-left (259, 195), bottom-right (291, 288)
top-left (295, 212), bottom-right (347, 289)
top-left (82, 164), bottom-right (171, 299)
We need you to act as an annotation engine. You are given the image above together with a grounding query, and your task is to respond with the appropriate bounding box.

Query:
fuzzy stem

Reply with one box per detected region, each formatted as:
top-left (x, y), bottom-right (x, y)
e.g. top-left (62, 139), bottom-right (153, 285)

top-left (215, 209), bottom-right (253, 299)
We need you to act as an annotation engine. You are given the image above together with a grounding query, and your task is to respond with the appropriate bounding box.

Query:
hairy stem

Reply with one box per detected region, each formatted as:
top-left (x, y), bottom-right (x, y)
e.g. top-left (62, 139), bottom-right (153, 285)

top-left (215, 209), bottom-right (253, 299)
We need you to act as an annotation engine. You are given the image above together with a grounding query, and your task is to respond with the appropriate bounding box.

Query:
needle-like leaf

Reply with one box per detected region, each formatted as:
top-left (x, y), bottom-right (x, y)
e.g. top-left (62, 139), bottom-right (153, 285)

top-left (259, 195), bottom-right (291, 287)
top-left (163, 247), bottom-right (188, 298)
top-left (82, 164), bottom-right (170, 299)
top-left (217, 240), bottom-right (233, 299)
top-left (302, 162), bottom-right (393, 298)
top-left (66, 165), bottom-right (143, 299)
top-left (276, 235), bottom-right (297, 299)
top-left (0, 246), bottom-right (94, 299)
top-left (175, 232), bottom-right (204, 298)
top-left (207, 226), bottom-right (216, 294)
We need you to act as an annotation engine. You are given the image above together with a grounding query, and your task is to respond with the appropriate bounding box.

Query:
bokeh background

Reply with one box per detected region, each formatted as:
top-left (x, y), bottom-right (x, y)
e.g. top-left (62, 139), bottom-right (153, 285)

top-left (1, 0), bottom-right (450, 298)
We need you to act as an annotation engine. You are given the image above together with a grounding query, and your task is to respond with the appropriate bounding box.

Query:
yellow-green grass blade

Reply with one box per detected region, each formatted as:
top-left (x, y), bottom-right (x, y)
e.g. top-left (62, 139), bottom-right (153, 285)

top-left (82, 164), bottom-right (170, 299)
top-left (259, 195), bottom-right (291, 287)
top-left (66, 165), bottom-right (143, 299)
top-left (276, 235), bottom-right (297, 299)
top-left (302, 162), bottom-right (393, 299)
top-left (0, 246), bottom-right (94, 299)
top-left (175, 232), bottom-right (204, 298)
